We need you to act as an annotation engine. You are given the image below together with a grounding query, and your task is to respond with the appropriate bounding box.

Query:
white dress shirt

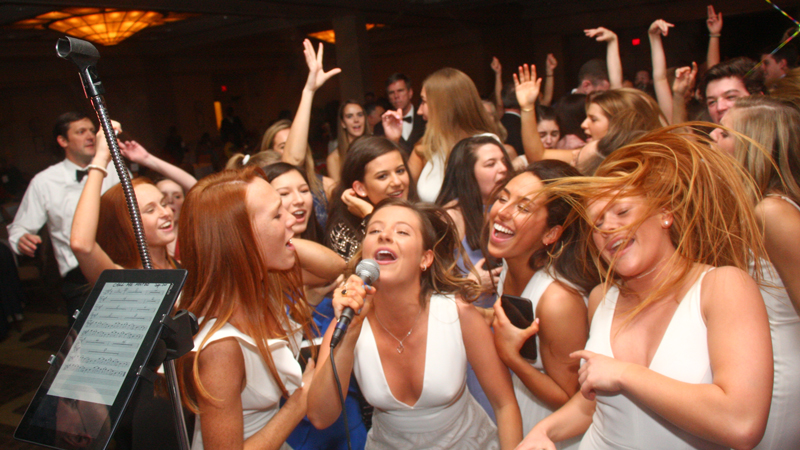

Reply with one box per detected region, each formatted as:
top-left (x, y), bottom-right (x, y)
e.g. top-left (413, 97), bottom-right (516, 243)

top-left (402, 105), bottom-right (415, 141)
top-left (7, 159), bottom-right (121, 276)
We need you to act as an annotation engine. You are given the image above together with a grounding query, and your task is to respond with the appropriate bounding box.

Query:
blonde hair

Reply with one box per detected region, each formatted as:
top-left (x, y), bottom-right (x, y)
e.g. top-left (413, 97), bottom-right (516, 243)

top-left (728, 96), bottom-right (800, 203)
top-left (768, 66), bottom-right (800, 108)
top-left (419, 68), bottom-right (498, 163)
top-left (260, 119), bottom-right (324, 198)
top-left (545, 124), bottom-right (766, 323)
top-left (587, 88), bottom-right (667, 128)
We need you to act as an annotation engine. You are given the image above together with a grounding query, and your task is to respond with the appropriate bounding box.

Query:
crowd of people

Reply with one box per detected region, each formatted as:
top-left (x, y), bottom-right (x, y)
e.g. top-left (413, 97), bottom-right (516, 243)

top-left (5, 4), bottom-right (800, 449)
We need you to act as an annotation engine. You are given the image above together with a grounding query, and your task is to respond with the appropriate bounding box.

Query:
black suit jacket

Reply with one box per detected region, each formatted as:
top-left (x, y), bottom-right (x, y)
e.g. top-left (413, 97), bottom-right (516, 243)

top-left (373, 105), bottom-right (426, 155)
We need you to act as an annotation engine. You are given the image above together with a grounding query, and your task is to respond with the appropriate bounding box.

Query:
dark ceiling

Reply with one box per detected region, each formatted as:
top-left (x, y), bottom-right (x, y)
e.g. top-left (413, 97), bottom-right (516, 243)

top-left (2, 0), bottom-right (793, 57)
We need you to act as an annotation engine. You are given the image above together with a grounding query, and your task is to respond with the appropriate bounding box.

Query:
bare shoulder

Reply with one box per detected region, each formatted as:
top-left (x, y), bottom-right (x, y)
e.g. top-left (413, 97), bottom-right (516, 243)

top-left (455, 296), bottom-right (488, 330)
top-left (538, 281), bottom-right (587, 322)
top-left (197, 337), bottom-right (245, 377)
top-left (700, 266), bottom-right (761, 316)
top-left (756, 196), bottom-right (800, 232)
top-left (587, 284), bottom-right (605, 322)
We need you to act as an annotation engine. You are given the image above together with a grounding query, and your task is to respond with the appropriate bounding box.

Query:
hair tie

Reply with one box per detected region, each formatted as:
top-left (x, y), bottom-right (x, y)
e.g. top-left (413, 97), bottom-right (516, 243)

top-left (242, 154), bottom-right (251, 165)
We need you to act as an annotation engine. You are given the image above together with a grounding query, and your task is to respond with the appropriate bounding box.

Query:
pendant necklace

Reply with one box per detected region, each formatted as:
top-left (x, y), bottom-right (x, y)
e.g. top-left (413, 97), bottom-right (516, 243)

top-left (374, 306), bottom-right (424, 354)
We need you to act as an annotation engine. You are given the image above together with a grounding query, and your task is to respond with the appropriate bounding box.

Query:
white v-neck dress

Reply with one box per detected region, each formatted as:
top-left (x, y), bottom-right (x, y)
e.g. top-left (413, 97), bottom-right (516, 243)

top-left (353, 294), bottom-right (498, 449)
top-left (579, 271), bottom-right (727, 450)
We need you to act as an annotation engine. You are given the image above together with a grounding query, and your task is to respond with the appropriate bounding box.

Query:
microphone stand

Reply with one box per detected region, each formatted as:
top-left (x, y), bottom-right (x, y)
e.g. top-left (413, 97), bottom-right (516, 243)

top-left (56, 36), bottom-right (191, 450)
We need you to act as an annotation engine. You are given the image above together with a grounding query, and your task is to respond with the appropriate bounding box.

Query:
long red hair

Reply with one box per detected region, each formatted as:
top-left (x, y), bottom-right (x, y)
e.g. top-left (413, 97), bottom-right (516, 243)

top-left (176, 166), bottom-right (313, 412)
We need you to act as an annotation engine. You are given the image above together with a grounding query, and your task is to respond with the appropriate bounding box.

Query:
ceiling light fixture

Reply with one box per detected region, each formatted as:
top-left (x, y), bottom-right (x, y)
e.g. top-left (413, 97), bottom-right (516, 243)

top-left (13, 8), bottom-right (192, 46)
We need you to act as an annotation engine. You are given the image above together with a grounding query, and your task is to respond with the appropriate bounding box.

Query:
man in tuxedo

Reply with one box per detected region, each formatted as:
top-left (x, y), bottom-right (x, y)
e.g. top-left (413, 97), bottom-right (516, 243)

top-left (7, 112), bottom-right (120, 324)
top-left (373, 73), bottom-right (426, 154)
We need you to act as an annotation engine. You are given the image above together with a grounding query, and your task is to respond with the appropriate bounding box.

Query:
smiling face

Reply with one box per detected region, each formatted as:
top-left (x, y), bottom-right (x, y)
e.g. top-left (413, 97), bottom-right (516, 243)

top-left (581, 103), bottom-right (609, 142)
top-left (473, 143), bottom-right (508, 201)
top-left (135, 183), bottom-right (176, 248)
top-left (353, 150), bottom-right (410, 204)
top-left (246, 178), bottom-right (297, 271)
top-left (270, 169), bottom-right (313, 234)
top-left (537, 119), bottom-right (561, 149)
top-left (363, 205), bottom-right (433, 284)
top-left (156, 179), bottom-right (185, 222)
top-left (342, 103), bottom-right (366, 140)
top-left (709, 109), bottom-right (738, 156)
top-left (705, 76), bottom-right (749, 124)
top-left (59, 118), bottom-right (97, 167)
top-left (271, 127), bottom-right (290, 154)
top-left (587, 194), bottom-right (674, 279)
top-left (487, 173), bottom-right (555, 262)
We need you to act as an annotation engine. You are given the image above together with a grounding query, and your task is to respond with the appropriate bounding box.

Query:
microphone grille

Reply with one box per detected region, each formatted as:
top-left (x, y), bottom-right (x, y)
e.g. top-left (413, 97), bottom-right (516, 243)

top-left (356, 259), bottom-right (380, 285)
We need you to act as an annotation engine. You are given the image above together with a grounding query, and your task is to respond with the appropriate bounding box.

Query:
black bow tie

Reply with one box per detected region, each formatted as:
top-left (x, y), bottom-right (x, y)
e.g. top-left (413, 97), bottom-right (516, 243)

top-left (403, 116), bottom-right (413, 123)
top-left (76, 169), bottom-right (89, 182)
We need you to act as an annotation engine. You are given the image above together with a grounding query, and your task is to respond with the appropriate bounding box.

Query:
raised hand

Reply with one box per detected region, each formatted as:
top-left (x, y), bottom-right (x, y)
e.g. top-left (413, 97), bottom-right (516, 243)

top-left (93, 120), bottom-right (121, 167)
top-left (707, 5), bottom-right (723, 35)
top-left (585, 27), bottom-right (617, 43)
top-left (546, 53), bottom-right (558, 75)
top-left (119, 140), bottom-right (151, 164)
top-left (380, 108), bottom-right (404, 143)
top-left (491, 56), bottom-right (502, 75)
top-left (672, 62), bottom-right (698, 99)
top-left (513, 64), bottom-right (542, 111)
top-left (649, 19), bottom-right (674, 37)
top-left (302, 38), bottom-right (341, 92)
top-left (571, 350), bottom-right (632, 401)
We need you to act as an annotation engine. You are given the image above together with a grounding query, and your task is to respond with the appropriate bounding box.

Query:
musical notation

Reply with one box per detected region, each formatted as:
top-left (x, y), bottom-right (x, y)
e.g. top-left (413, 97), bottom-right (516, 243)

top-left (48, 282), bottom-right (171, 405)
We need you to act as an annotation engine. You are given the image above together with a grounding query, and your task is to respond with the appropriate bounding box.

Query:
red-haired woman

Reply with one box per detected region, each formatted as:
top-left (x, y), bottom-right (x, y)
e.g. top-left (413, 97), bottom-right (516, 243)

top-left (176, 166), bottom-right (316, 450)
top-left (71, 122), bottom-right (185, 284)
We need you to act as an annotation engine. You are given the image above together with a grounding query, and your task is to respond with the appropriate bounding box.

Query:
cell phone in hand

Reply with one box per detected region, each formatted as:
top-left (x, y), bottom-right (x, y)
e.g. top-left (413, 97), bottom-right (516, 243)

top-left (500, 294), bottom-right (537, 361)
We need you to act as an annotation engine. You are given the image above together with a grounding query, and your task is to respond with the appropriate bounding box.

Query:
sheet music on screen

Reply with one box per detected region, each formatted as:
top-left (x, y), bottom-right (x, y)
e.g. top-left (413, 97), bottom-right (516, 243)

top-left (47, 282), bottom-right (172, 405)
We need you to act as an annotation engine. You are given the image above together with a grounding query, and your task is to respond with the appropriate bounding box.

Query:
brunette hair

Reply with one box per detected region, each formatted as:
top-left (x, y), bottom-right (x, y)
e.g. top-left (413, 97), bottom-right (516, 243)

top-left (586, 88), bottom-right (667, 128)
top-left (263, 162), bottom-right (323, 242)
top-left (435, 135), bottom-right (512, 252)
top-left (225, 151), bottom-right (282, 171)
top-left (364, 199), bottom-right (482, 304)
top-left (418, 68), bottom-right (498, 163)
top-left (544, 125), bottom-right (766, 323)
top-left (699, 57), bottom-right (765, 99)
top-left (554, 94), bottom-right (588, 140)
top-left (728, 96), bottom-right (800, 203)
top-left (176, 166), bottom-right (313, 412)
top-left (53, 111), bottom-right (90, 142)
top-left (97, 177), bottom-right (174, 269)
top-left (484, 161), bottom-right (597, 295)
top-left (259, 119), bottom-right (324, 198)
top-left (325, 136), bottom-right (417, 251)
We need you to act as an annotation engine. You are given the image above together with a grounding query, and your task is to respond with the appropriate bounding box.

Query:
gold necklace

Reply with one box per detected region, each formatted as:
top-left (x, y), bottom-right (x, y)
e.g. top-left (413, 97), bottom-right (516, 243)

top-left (374, 306), bottom-right (424, 354)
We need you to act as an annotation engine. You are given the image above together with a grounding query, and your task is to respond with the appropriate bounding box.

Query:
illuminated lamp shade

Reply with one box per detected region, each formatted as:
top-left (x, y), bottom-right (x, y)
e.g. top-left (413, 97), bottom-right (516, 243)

top-left (308, 24), bottom-right (384, 44)
top-left (12, 8), bottom-right (192, 46)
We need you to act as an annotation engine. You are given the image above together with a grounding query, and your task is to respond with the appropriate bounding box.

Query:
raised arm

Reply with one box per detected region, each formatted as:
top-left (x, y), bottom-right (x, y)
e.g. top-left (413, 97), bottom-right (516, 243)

top-left (459, 300), bottom-right (523, 449)
top-left (585, 27), bottom-right (622, 89)
top-left (706, 5), bottom-right (723, 69)
top-left (648, 19), bottom-right (676, 122)
top-left (120, 140), bottom-right (196, 192)
top-left (307, 275), bottom-right (374, 429)
top-left (70, 123), bottom-right (122, 284)
top-left (514, 64), bottom-right (545, 163)
top-left (671, 62), bottom-right (698, 124)
top-left (541, 54), bottom-right (558, 107)
top-left (491, 57), bottom-right (505, 116)
top-left (573, 267), bottom-right (773, 449)
top-left (284, 39), bottom-right (341, 167)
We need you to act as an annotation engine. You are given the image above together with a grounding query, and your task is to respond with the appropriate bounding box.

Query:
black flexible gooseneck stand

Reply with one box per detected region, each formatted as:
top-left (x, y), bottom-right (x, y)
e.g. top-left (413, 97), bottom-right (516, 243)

top-left (56, 36), bottom-right (194, 450)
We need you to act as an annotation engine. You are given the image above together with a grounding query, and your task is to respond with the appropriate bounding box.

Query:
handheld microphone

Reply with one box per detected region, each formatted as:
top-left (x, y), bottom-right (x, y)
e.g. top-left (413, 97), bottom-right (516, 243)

top-left (330, 259), bottom-right (380, 348)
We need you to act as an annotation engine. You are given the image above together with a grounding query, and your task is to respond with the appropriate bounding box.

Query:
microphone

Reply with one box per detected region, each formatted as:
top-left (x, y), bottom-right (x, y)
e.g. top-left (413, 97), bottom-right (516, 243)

top-left (330, 259), bottom-right (380, 348)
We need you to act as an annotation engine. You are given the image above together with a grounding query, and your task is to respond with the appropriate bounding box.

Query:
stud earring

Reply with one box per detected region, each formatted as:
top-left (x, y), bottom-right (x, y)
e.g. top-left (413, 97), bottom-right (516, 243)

top-left (664, 221), bottom-right (670, 226)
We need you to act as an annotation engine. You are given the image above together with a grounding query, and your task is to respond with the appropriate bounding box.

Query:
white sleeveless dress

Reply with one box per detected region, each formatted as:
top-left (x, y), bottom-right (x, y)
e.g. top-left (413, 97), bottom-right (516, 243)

top-left (579, 271), bottom-right (727, 450)
top-left (754, 195), bottom-right (800, 450)
top-left (190, 318), bottom-right (302, 450)
top-left (353, 294), bottom-right (499, 449)
top-left (416, 153), bottom-right (445, 203)
top-left (497, 263), bottom-right (583, 449)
